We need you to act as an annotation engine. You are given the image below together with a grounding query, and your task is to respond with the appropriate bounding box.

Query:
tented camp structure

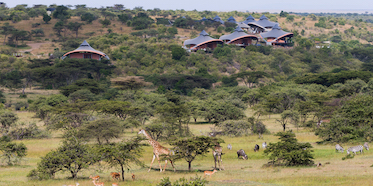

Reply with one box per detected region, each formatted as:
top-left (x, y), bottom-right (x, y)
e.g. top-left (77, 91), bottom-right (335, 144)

top-left (220, 26), bottom-right (258, 46)
top-left (227, 16), bottom-right (237, 24)
top-left (213, 15), bottom-right (224, 24)
top-left (244, 15), bottom-right (278, 33)
top-left (183, 30), bottom-right (223, 51)
top-left (62, 40), bottom-right (110, 60)
top-left (260, 24), bottom-right (293, 46)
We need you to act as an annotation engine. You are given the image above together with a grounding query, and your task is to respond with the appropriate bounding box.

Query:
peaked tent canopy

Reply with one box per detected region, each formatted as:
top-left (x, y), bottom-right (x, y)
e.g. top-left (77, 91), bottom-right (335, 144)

top-left (62, 40), bottom-right (110, 60)
top-left (213, 15), bottom-right (224, 24)
top-left (255, 15), bottom-right (278, 28)
top-left (242, 15), bottom-right (256, 24)
top-left (260, 24), bottom-right (293, 43)
top-left (220, 26), bottom-right (258, 45)
top-left (183, 30), bottom-right (223, 50)
top-left (237, 22), bottom-right (250, 29)
top-left (227, 16), bottom-right (237, 23)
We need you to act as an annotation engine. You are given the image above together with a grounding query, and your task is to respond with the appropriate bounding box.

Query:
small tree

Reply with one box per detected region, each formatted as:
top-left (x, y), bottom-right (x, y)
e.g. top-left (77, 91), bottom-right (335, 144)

top-left (100, 136), bottom-right (145, 181)
top-left (170, 136), bottom-right (224, 171)
top-left (30, 130), bottom-right (99, 179)
top-left (0, 136), bottom-right (27, 165)
top-left (42, 13), bottom-right (51, 24)
top-left (78, 117), bottom-right (124, 145)
top-left (0, 111), bottom-right (19, 133)
top-left (67, 22), bottom-right (84, 38)
top-left (264, 131), bottom-right (314, 166)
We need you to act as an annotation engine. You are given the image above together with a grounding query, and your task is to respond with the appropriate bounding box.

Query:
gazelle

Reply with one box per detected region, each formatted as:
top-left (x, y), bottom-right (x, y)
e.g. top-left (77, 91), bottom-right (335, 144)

top-left (89, 175), bottom-right (100, 182)
top-left (110, 172), bottom-right (120, 181)
top-left (204, 169), bottom-right (218, 178)
top-left (111, 183), bottom-right (118, 186)
top-left (92, 180), bottom-right (104, 186)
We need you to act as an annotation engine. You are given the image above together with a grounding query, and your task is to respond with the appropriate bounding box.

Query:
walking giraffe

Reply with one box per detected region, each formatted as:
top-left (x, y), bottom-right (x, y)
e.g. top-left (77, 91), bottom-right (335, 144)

top-left (138, 129), bottom-right (176, 172)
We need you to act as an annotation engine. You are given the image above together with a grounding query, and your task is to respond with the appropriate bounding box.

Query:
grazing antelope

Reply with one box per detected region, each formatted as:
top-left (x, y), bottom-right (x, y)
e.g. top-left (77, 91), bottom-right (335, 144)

top-left (111, 183), bottom-right (118, 186)
top-left (110, 172), bottom-right (120, 181)
top-left (138, 129), bottom-right (176, 172)
top-left (204, 169), bottom-right (218, 178)
top-left (89, 175), bottom-right (100, 182)
top-left (93, 180), bottom-right (104, 186)
top-left (131, 173), bottom-right (135, 181)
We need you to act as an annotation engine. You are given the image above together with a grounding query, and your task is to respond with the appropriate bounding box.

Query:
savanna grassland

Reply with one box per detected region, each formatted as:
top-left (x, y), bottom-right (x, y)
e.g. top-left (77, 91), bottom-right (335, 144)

top-left (1, 89), bottom-right (373, 186)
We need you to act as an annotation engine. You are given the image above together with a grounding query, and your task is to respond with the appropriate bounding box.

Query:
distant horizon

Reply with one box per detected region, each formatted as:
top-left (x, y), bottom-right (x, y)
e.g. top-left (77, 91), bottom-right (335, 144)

top-left (2, 0), bottom-right (373, 14)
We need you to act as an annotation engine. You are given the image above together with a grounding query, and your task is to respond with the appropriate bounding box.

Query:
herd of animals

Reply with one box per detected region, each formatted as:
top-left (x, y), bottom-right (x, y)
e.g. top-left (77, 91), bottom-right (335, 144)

top-left (335, 142), bottom-right (369, 154)
top-left (64, 130), bottom-right (371, 185)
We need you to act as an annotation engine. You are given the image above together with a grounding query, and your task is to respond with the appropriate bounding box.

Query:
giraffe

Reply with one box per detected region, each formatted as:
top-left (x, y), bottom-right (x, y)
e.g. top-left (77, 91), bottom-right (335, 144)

top-left (138, 129), bottom-right (176, 172)
top-left (213, 144), bottom-right (224, 170)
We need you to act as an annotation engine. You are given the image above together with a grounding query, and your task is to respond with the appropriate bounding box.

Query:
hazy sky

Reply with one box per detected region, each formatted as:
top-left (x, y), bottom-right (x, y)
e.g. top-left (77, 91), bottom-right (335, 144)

top-left (4, 0), bottom-right (373, 12)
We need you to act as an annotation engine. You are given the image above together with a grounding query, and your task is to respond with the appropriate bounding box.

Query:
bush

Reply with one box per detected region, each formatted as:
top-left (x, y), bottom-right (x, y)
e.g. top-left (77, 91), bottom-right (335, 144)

top-left (216, 120), bottom-right (251, 137)
top-left (0, 136), bottom-right (27, 165)
top-left (9, 122), bottom-right (50, 140)
top-left (157, 175), bottom-right (208, 186)
top-left (264, 131), bottom-right (314, 166)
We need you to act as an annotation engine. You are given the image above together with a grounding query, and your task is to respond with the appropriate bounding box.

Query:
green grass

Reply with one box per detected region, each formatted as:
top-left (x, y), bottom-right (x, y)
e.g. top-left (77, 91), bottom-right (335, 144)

top-left (1, 89), bottom-right (373, 186)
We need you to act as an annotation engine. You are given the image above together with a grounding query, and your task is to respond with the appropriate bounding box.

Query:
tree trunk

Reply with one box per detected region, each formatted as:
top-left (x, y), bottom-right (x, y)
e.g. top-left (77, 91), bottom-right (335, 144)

top-left (188, 161), bottom-right (191, 171)
top-left (121, 164), bottom-right (125, 181)
top-left (283, 124), bottom-right (286, 131)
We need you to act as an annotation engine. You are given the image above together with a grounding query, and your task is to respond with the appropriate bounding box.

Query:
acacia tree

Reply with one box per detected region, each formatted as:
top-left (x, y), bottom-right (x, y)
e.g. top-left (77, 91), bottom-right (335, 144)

top-left (264, 131), bottom-right (314, 166)
top-left (29, 130), bottom-right (99, 179)
top-left (67, 22), bottom-right (84, 38)
top-left (0, 23), bottom-right (15, 45)
top-left (99, 136), bottom-right (145, 181)
top-left (169, 136), bottom-right (224, 171)
top-left (0, 136), bottom-right (27, 165)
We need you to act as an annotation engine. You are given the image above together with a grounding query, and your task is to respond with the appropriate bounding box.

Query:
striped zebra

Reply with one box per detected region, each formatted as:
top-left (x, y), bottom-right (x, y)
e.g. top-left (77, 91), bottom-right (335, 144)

top-left (335, 144), bottom-right (344, 153)
top-left (346, 145), bottom-right (364, 155)
top-left (364, 142), bottom-right (369, 150)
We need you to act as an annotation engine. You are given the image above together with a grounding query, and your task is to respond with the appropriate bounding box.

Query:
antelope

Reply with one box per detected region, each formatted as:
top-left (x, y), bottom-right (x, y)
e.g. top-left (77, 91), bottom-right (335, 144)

top-left (110, 172), bottom-right (120, 181)
top-left (89, 175), bottom-right (100, 182)
top-left (93, 180), bottom-right (104, 186)
top-left (204, 169), bottom-right (218, 178)
top-left (111, 183), bottom-right (118, 186)
top-left (131, 173), bottom-right (135, 181)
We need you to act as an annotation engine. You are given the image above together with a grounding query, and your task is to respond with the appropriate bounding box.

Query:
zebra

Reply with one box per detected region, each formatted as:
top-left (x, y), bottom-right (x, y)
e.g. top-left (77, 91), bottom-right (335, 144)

top-left (364, 142), bottom-right (369, 150)
top-left (335, 144), bottom-right (344, 153)
top-left (262, 142), bottom-right (267, 149)
top-left (227, 144), bottom-right (232, 150)
top-left (346, 145), bottom-right (364, 155)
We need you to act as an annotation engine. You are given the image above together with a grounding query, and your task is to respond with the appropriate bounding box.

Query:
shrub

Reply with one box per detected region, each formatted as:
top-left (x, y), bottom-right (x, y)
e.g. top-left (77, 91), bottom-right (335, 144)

top-left (264, 131), bottom-right (314, 166)
top-left (157, 175), bottom-right (208, 186)
top-left (216, 120), bottom-right (251, 137)
top-left (9, 122), bottom-right (50, 140)
top-left (0, 136), bottom-right (27, 165)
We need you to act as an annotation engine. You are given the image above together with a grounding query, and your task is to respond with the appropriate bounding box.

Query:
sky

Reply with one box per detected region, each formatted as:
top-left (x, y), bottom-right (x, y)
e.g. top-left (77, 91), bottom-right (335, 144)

top-left (4, 0), bottom-right (373, 13)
